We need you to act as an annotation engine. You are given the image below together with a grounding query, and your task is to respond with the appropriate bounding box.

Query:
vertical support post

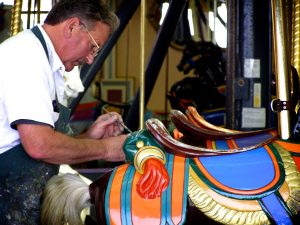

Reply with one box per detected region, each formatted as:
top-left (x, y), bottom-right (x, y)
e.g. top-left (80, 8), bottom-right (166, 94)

top-left (226, 0), bottom-right (237, 129)
top-left (139, 0), bottom-right (146, 129)
top-left (26, 0), bottom-right (31, 29)
top-left (291, 1), bottom-right (300, 119)
top-left (226, 0), bottom-right (272, 130)
top-left (292, 1), bottom-right (300, 75)
top-left (271, 0), bottom-right (292, 139)
top-left (125, 0), bottom-right (188, 131)
top-left (11, 0), bottom-right (22, 35)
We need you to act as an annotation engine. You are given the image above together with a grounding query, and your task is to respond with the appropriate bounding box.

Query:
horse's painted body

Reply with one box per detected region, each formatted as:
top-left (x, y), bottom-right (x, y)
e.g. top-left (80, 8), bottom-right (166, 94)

top-left (41, 108), bottom-right (300, 225)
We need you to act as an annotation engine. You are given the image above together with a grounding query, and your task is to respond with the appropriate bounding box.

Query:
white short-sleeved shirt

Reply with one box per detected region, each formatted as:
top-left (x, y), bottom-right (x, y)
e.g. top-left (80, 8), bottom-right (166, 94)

top-left (0, 25), bottom-right (66, 154)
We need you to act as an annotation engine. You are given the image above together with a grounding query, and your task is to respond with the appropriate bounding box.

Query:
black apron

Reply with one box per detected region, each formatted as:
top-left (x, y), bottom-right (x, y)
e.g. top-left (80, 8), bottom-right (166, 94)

top-left (0, 26), bottom-right (71, 225)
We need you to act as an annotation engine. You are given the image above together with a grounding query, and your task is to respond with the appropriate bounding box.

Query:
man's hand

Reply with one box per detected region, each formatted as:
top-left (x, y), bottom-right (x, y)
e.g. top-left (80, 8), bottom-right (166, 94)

top-left (136, 158), bottom-right (169, 199)
top-left (83, 112), bottom-right (124, 139)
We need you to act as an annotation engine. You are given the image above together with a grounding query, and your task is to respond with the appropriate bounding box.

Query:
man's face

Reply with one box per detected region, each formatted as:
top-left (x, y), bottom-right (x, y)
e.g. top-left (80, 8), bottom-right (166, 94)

top-left (63, 21), bottom-right (111, 72)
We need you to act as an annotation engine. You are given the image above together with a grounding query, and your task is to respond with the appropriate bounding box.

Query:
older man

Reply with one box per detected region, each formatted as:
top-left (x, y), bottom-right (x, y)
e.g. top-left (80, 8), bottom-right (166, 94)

top-left (0, 0), bottom-right (126, 224)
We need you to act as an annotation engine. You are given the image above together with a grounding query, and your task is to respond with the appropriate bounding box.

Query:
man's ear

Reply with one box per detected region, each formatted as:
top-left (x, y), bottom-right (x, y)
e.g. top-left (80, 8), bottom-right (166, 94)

top-left (64, 17), bottom-right (81, 38)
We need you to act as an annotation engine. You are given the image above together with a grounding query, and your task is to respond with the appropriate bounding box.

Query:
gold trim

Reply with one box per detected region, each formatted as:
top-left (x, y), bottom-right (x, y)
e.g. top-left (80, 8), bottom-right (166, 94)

top-left (133, 141), bottom-right (166, 174)
top-left (188, 168), bottom-right (269, 225)
top-left (278, 181), bottom-right (291, 202)
top-left (274, 143), bottom-right (300, 215)
top-left (189, 168), bottom-right (262, 211)
top-left (188, 144), bottom-right (300, 224)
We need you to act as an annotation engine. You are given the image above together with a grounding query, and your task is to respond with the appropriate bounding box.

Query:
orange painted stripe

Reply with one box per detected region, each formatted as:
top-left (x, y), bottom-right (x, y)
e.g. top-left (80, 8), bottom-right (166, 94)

top-left (206, 140), bottom-right (213, 148)
top-left (276, 140), bottom-right (300, 153)
top-left (171, 156), bottom-right (186, 224)
top-left (292, 156), bottom-right (300, 172)
top-left (226, 140), bottom-right (236, 150)
top-left (229, 139), bottom-right (238, 149)
top-left (109, 164), bottom-right (129, 225)
top-left (131, 172), bottom-right (162, 225)
top-left (271, 130), bottom-right (278, 137)
top-left (194, 145), bottom-right (281, 195)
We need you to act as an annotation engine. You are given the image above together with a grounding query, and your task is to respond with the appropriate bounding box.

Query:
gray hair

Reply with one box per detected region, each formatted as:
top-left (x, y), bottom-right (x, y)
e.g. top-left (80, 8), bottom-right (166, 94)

top-left (44, 0), bottom-right (119, 33)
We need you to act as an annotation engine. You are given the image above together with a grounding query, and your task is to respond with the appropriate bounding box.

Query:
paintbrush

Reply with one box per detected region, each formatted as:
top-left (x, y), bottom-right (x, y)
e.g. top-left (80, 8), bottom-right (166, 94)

top-left (103, 108), bottom-right (133, 133)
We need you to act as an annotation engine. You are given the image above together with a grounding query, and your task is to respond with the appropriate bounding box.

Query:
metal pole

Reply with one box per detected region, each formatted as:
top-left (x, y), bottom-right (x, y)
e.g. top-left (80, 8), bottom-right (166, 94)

top-left (292, 0), bottom-right (300, 74)
top-left (271, 0), bottom-right (292, 139)
top-left (226, 0), bottom-right (237, 129)
top-left (139, 0), bottom-right (146, 129)
top-left (11, 0), bottom-right (22, 35)
top-left (291, 0), bottom-right (300, 119)
top-left (125, 0), bottom-right (188, 131)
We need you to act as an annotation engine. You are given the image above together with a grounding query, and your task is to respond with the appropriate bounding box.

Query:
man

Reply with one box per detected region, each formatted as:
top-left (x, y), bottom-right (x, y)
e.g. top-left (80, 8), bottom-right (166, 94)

top-left (0, 0), bottom-right (126, 224)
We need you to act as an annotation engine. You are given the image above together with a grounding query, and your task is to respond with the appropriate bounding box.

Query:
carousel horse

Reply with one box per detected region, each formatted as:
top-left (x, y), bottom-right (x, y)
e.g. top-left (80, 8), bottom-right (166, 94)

top-left (40, 109), bottom-right (300, 225)
top-left (168, 41), bottom-right (226, 114)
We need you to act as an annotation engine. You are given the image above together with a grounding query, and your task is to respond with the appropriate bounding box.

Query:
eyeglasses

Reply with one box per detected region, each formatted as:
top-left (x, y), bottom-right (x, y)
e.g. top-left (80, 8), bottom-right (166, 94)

top-left (80, 23), bottom-right (101, 57)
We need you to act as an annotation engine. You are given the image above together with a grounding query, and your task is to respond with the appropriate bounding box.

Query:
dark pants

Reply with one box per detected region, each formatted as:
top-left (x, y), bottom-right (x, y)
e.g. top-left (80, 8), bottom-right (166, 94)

top-left (0, 144), bottom-right (58, 225)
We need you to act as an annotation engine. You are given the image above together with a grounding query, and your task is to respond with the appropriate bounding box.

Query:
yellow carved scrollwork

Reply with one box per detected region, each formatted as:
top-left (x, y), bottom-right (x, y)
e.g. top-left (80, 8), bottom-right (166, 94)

top-left (188, 145), bottom-right (300, 225)
top-left (188, 169), bottom-right (269, 225)
top-left (274, 143), bottom-right (300, 215)
top-left (133, 140), bottom-right (166, 174)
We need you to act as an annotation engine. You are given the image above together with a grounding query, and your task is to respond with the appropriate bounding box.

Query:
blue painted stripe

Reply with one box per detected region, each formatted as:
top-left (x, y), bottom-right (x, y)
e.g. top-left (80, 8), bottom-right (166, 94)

top-left (122, 165), bottom-right (135, 225)
top-left (234, 132), bottom-right (273, 148)
top-left (166, 153), bottom-right (174, 225)
top-left (105, 168), bottom-right (118, 225)
top-left (160, 184), bottom-right (167, 225)
top-left (165, 154), bottom-right (189, 225)
top-left (260, 194), bottom-right (293, 225)
top-left (215, 140), bottom-right (229, 149)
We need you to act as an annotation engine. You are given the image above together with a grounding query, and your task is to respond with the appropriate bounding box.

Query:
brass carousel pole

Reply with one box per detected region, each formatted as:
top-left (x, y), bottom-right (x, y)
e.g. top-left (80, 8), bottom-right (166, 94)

top-left (11, 0), bottom-right (22, 36)
top-left (292, 0), bottom-right (300, 115)
top-left (292, 0), bottom-right (300, 73)
top-left (139, 0), bottom-right (146, 129)
top-left (271, 0), bottom-right (292, 139)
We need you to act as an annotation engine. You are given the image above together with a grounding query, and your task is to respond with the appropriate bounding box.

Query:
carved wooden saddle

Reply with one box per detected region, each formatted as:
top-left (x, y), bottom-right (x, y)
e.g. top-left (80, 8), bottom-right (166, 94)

top-left (146, 118), bottom-right (300, 225)
top-left (89, 113), bottom-right (300, 225)
top-left (185, 106), bottom-right (275, 135)
top-left (170, 108), bottom-right (276, 140)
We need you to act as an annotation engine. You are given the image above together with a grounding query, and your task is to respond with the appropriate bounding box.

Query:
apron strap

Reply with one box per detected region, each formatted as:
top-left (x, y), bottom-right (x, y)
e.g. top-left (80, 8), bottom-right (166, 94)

top-left (31, 26), bottom-right (72, 134)
top-left (31, 26), bottom-right (49, 61)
